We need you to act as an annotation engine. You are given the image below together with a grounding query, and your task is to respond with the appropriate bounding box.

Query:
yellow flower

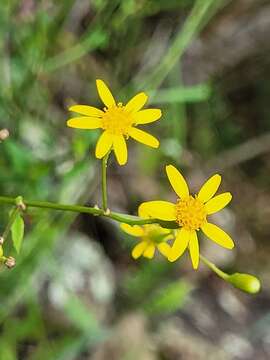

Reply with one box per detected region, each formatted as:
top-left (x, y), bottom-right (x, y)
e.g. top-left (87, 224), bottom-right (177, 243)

top-left (139, 165), bottom-right (234, 269)
top-left (67, 79), bottom-right (162, 165)
top-left (120, 208), bottom-right (172, 259)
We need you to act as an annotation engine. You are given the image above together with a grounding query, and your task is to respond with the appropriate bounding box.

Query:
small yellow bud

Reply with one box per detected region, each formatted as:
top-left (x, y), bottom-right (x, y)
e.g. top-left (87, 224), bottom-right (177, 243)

top-left (227, 273), bottom-right (261, 294)
top-left (0, 236), bottom-right (4, 245)
top-left (5, 256), bottom-right (16, 269)
top-left (0, 128), bottom-right (9, 141)
top-left (0, 246), bottom-right (3, 258)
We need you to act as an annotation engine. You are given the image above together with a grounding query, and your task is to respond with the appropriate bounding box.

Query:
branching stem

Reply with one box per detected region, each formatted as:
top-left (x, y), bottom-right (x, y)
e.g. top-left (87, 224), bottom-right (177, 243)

top-left (0, 196), bottom-right (163, 226)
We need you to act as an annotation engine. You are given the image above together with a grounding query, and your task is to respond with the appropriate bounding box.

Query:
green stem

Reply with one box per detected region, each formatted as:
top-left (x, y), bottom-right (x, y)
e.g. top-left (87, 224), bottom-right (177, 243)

top-left (102, 152), bottom-right (110, 211)
top-left (0, 196), bottom-right (161, 226)
top-left (200, 254), bottom-right (229, 281)
top-left (2, 206), bottom-right (20, 241)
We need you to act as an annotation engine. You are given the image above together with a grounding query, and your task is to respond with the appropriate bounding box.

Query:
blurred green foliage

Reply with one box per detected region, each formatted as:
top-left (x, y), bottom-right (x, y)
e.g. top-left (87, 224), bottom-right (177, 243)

top-left (1, 0), bottom-right (267, 359)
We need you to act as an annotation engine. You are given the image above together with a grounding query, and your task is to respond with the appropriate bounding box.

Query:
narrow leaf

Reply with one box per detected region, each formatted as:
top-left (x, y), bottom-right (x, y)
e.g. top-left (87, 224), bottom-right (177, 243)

top-left (11, 214), bottom-right (24, 253)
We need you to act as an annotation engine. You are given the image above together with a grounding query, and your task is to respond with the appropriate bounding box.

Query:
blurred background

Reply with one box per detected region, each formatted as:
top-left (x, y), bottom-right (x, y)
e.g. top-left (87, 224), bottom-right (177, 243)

top-left (0, 0), bottom-right (270, 359)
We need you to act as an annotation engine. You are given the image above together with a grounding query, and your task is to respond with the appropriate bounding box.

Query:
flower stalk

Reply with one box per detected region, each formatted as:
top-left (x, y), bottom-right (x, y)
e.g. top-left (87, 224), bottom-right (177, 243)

top-left (200, 254), bottom-right (261, 294)
top-left (101, 151), bottom-right (110, 211)
top-left (200, 254), bottom-right (228, 281)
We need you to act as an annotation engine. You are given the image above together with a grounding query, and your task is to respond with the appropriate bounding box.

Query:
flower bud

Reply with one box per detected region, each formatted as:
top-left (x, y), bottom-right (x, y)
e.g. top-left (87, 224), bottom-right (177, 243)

top-left (5, 256), bottom-right (16, 269)
top-left (0, 128), bottom-right (9, 141)
top-left (0, 246), bottom-right (3, 258)
top-left (227, 273), bottom-right (261, 294)
top-left (15, 196), bottom-right (26, 211)
top-left (0, 236), bottom-right (4, 245)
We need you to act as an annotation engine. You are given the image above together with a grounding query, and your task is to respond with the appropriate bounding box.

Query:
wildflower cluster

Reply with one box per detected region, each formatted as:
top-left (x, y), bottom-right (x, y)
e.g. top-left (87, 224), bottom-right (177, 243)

top-left (0, 81), bottom-right (261, 294)
top-left (68, 79), bottom-right (234, 270)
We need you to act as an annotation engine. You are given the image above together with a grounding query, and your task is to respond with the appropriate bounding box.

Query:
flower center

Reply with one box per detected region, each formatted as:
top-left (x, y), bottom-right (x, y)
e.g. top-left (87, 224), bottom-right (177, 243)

top-left (175, 195), bottom-right (206, 231)
top-left (101, 103), bottom-right (134, 136)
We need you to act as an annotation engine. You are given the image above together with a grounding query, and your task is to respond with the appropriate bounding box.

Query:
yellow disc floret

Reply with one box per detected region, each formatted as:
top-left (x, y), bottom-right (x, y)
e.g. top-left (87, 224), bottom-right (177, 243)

top-left (101, 103), bottom-right (134, 136)
top-left (176, 195), bottom-right (206, 231)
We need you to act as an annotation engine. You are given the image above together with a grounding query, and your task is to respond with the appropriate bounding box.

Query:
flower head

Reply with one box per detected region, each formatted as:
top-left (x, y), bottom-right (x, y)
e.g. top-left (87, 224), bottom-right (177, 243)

top-left (67, 79), bottom-right (162, 165)
top-left (139, 165), bottom-right (234, 269)
top-left (120, 208), bottom-right (172, 260)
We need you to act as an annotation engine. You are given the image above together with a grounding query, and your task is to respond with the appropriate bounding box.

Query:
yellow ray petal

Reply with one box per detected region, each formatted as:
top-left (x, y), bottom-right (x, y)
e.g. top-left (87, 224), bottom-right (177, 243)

top-left (125, 92), bottom-right (148, 113)
top-left (168, 228), bottom-right (190, 262)
top-left (197, 174), bottom-right (221, 203)
top-left (133, 109), bottom-right (162, 124)
top-left (201, 222), bottom-right (234, 249)
top-left (96, 79), bottom-right (116, 108)
top-left (205, 192), bottom-right (232, 215)
top-left (69, 105), bottom-right (104, 117)
top-left (143, 244), bottom-right (155, 259)
top-left (95, 131), bottom-right (113, 159)
top-left (120, 223), bottom-right (144, 237)
top-left (128, 127), bottom-right (159, 148)
top-left (139, 201), bottom-right (176, 221)
top-left (165, 165), bottom-right (189, 199)
top-left (138, 205), bottom-right (150, 219)
top-left (189, 231), bottom-right (199, 269)
top-left (132, 241), bottom-right (148, 259)
top-left (67, 117), bottom-right (102, 129)
top-left (157, 242), bottom-right (171, 257)
top-left (164, 233), bottom-right (174, 241)
top-left (139, 205), bottom-right (174, 221)
top-left (113, 135), bottom-right (127, 165)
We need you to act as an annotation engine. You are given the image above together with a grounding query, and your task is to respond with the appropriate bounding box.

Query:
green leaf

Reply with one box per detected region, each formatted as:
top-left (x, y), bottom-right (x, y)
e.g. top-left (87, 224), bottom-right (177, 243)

top-left (11, 213), bottom-right (24, 253)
